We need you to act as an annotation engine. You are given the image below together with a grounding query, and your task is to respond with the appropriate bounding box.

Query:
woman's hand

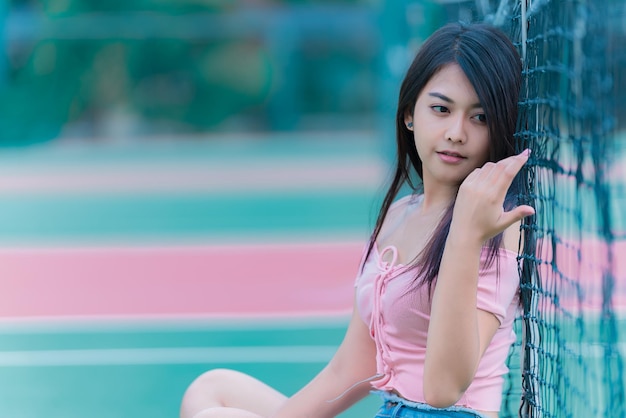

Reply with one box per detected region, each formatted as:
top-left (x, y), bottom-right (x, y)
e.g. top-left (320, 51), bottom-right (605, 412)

top-left (452, 149), bottom-right (535, 244)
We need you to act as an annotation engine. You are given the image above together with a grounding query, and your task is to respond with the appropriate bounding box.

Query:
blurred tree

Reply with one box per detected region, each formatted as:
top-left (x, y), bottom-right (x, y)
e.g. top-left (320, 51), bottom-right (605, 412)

top-left (1, 0), bottom-right (380, 144)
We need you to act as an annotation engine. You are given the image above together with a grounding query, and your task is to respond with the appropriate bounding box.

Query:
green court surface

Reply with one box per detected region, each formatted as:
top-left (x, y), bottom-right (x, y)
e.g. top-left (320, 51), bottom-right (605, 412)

top-left (0, 319), bottom-right (381, 418)
top-left (0, 133), bottom-right (385, 417)
top-left (0, 133), bottom-right (386, 246)
top-left (0, 191), bottom-right (375, 241)
top-left (0, 133), bottom-right (623, 417)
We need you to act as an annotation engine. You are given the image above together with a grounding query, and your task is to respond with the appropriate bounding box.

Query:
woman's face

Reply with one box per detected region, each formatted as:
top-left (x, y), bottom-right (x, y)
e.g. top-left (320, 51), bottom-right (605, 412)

top-left (405, 64), bottom-right (491, 190)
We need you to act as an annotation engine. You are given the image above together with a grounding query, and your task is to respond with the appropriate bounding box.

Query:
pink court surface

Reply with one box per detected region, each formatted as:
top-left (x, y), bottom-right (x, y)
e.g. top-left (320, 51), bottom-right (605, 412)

top-left (0, 242), bottom-right (365, 320)
top-left (0, 135), bottom-right (380, 322)
top-left (1, 135), bottom-right (623, 321)
top-left (0, 238), bottom-right (624, 321)
top-left (1, 135), bottom-right (623, 418)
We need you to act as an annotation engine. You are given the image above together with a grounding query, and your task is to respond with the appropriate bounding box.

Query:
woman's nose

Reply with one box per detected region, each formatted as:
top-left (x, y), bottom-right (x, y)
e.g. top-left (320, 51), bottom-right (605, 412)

top-left (445, 115), bottom-right (467, 143)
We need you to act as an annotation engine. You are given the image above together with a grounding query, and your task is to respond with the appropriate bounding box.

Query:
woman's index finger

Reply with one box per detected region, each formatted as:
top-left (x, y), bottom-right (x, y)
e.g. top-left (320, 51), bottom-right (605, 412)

top-left (501, 149), bottom-right (531, 177)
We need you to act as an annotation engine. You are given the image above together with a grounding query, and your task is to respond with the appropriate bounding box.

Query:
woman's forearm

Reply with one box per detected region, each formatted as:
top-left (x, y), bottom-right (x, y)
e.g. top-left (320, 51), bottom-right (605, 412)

top-left (272, 306), bottom-right (377, 418)
top-left (423, 228), bottom-right (486, 407)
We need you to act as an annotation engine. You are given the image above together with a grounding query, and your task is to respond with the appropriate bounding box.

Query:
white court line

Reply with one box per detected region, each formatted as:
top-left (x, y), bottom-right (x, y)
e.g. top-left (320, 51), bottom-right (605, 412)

top-left (0, 313), bottom-right (351, 333)
top-left (568, 342), bottom-right (626, 359)
top-left (3, 343), bottom-right (622, 368)
top-left (0, 345), bottom-right (336, 367)
top-left (0, 160), bottom-right (386, 194)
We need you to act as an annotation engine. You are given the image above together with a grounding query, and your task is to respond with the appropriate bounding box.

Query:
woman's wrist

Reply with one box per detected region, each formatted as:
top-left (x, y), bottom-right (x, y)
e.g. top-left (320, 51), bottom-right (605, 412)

top-left (447, 221), bottom-right (486, 251)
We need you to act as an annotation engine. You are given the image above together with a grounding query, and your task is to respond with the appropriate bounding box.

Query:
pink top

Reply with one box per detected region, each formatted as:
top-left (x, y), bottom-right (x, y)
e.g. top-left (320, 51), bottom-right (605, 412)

top-left (355, 196), bottom-right (520, 412)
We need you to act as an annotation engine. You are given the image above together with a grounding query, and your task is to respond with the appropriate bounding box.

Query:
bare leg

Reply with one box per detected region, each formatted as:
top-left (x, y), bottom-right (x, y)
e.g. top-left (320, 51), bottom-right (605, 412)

top-left (190, 407), bottom-right (265, 418)
top-left (180, 369), bottom-right (287, 418)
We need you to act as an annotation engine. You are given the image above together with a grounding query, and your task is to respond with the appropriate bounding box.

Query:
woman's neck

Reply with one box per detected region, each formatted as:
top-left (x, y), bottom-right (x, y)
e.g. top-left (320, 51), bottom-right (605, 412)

top-left (421, 184), bottom-right (457, 214)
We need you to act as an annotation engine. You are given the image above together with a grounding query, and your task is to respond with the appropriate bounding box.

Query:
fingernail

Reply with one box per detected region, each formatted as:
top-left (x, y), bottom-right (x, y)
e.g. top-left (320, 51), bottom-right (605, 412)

top-left (522, 148), bottom-right (531, 157)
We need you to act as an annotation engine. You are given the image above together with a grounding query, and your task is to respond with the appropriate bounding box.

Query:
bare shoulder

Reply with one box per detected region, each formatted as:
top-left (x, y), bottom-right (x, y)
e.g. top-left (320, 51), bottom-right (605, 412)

top-left (377, 194), bottom-right (421, 240)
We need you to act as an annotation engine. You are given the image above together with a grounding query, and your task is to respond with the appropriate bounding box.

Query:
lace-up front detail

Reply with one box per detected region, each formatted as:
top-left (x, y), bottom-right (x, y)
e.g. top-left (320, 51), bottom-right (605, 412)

top-left (353, 195), bottom-right (521, 411)
top-left (369, 245), bottom-right (404, 388)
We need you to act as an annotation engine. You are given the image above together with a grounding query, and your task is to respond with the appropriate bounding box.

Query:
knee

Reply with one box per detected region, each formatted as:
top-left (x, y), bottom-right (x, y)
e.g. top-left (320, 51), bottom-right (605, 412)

top-left (181, 368), bottom-right (239, 417)
top-left (185, 368), bottom-right (237, 400)
top-left (194, 369), bottom-right (234, 388)
top-left (189, 408), bottom-right (222, 418)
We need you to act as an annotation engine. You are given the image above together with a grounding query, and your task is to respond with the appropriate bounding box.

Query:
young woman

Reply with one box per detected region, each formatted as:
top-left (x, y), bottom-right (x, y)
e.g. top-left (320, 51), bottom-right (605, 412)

top-left (180, 21), bottom-right (534, 418)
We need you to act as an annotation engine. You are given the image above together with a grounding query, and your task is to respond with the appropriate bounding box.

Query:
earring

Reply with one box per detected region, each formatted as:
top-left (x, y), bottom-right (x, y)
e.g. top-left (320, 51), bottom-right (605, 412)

top-left (407, 122), bottom-right (413, 129)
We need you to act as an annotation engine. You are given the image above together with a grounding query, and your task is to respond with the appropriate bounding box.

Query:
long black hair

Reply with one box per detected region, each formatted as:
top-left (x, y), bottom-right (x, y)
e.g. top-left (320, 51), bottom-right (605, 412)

top-left (366, 22), bottom-right (522, 290)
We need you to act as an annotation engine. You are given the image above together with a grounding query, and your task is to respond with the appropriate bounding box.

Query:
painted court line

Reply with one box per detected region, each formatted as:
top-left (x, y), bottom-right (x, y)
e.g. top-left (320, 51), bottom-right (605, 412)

top-left (0, 313), bottom-right (352, 333)
top-left (2, 239), bottom-right (624, 320)
top-left (1, 239), bottom-right (623, 322)
top-left (0, 159), bottom-right (385, 194)
top-left (0, 241), bottom-right (364, 318)
top-left (0, 345), bottom-right (336, 367)
top-left (0, 131), bottom-right (386, 194)
top-left (1, 342), bottom-right (622, 367)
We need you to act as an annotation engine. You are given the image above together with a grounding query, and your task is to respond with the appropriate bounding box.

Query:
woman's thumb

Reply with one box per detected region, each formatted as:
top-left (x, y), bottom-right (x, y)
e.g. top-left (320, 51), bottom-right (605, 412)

top-left (499, 205), bottom-right (535, 230)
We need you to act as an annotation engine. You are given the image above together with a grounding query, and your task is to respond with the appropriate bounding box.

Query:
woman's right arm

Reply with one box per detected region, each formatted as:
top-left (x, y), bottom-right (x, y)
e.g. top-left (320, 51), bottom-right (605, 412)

top-left (271, 299), bottom-right (377, 418)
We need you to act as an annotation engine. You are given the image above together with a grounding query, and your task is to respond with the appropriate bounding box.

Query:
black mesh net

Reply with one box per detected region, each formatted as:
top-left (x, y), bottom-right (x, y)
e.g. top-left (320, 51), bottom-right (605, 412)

top-left (486, 0), bottom-right (626, 416)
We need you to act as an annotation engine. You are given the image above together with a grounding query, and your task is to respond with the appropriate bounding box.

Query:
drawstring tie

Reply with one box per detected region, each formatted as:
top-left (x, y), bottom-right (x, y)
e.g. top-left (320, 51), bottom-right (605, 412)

top-left (369, 245), bottom-right (400, 388)
top-left (326, 245), bottom-right (400, 403)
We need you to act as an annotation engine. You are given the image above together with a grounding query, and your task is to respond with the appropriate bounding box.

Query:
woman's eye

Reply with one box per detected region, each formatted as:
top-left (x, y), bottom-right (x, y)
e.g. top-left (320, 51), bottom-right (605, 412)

top-left (432, 105), bottom-right (448, 113)
top-left (474, 113), bottom-right (487, 123)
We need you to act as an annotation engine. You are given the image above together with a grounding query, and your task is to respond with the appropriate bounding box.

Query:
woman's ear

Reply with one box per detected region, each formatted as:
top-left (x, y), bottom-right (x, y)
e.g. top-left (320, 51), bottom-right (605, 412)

top-left (405, 115), bottom-right (414, 131)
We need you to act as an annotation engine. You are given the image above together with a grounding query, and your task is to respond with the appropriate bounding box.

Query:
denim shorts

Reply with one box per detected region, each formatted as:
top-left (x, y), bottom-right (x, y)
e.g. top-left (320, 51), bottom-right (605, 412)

top-left (373, 392), bottom-right (487, 418)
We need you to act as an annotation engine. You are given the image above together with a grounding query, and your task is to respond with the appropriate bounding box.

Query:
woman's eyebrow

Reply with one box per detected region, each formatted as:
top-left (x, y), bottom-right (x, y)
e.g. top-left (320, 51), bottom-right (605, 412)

top-left (428, 92), bottom-right (482, 108)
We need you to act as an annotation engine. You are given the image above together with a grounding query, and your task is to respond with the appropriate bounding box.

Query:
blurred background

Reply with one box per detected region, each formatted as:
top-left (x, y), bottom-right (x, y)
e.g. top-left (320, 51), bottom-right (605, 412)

top-left (0, 0), bottom-right (472, 143)
top-left (0, 1), bottom-right (474, 417)
top-left (0, 1), bottom-right (624, 418)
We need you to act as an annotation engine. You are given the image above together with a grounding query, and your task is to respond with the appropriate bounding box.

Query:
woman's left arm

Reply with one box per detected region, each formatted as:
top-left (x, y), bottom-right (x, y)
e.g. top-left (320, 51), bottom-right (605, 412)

top-left (423, 150), bottom-right (534, 408)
